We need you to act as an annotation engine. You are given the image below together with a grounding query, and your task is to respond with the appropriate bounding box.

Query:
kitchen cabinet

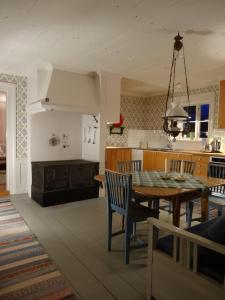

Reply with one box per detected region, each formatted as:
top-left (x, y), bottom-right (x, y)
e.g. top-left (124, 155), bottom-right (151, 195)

top-left (155, 152), bottom-right (168, 171)
top-left (31, 160), bottom-right (99, 207)
top-left (218, 80), bottom-right (225, 129)
top-left (108, 148), bottom-right (212, 176)
top-left (143, 151), bottom-right (157, 170)
top-left (167, 152), bottom-right (193, 162)
top-left (132, 149), bottom-right (143, 166)
top-left (192, 154), bottom-right (209, 176)
top-left (105, 148), bottom-right (132, 171)
top-left (144, 151), bottom-right (193, 171)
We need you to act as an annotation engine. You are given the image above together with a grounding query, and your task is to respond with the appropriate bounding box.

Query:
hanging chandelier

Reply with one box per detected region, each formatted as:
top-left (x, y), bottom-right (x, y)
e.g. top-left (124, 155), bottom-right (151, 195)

top-left (163, 33), bottom-right (191, 141)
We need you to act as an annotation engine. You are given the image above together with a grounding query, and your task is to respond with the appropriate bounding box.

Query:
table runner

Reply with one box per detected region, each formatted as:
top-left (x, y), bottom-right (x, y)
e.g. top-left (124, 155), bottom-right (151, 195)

top-left (132, 171), bottom-right (208, 190)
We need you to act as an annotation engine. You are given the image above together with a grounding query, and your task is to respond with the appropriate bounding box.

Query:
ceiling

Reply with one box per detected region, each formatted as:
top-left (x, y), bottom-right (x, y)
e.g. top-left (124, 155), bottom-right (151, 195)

top-left (1, 0), bottom-right (225, 95)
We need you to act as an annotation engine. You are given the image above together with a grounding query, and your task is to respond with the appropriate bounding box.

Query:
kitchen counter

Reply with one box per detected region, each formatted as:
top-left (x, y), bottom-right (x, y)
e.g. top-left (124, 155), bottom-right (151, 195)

top-left (106, 146), bottom-right (225, 156)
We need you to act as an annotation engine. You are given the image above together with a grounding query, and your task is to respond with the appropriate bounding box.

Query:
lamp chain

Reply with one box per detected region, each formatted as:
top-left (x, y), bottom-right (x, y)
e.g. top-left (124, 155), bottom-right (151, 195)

top-left (165, 49), bottom-right (176, 116)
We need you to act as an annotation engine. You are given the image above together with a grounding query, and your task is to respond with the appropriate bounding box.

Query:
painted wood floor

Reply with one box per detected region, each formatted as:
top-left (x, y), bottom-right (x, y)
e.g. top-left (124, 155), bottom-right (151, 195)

top-left (9, 194), bottom-right (192, 300)
top-left (10, 194), bottom-right (152, 300)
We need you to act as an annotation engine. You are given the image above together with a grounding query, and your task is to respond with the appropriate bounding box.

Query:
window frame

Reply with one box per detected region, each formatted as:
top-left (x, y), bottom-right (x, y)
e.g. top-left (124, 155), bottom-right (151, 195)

top-left (173, 93), bottom-right (214, 141)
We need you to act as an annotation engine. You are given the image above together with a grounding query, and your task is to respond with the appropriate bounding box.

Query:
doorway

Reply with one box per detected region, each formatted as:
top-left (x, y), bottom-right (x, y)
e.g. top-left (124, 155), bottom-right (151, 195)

top-left (0, 82), bottom-right (16, 195)
top-left (0, 91), bottom-right (7, 194)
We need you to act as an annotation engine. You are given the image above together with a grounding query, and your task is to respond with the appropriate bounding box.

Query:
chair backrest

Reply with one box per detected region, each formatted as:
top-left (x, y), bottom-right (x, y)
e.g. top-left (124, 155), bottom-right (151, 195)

top-left (117, 160), bottom-right (141, 173)
top-left (208, 163), bottom-right (225, 193)
top-left (169, 159), bottom-right (196, 175)
top-left (105, 170), bottom-right (132, 215)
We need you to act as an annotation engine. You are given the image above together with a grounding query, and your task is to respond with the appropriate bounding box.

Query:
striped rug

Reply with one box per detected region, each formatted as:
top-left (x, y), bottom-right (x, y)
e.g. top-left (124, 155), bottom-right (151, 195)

top-left (0, 199), bottom-right (78, 300)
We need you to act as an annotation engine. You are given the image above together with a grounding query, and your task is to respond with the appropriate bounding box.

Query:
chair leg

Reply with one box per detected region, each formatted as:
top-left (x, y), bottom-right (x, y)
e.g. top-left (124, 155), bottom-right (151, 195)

top-left (121, 215), bottom-right (125, 230)
top-left (222, 206), bottom-right (225, 216)
top-left (186, 201), bottom-right (194, 228)
top-left (125, 220), bottom-right (132, 264)
top-left (148, 199), bottom-right (152, 208)
top-left (218, 207), bottom-right (222, 217)
top-left (108, 210), bottom-right (112, 251)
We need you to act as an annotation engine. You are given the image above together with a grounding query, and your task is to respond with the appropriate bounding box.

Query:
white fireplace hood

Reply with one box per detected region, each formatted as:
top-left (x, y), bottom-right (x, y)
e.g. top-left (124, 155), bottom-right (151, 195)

top-left (30, 68), bottom-right (100, 114)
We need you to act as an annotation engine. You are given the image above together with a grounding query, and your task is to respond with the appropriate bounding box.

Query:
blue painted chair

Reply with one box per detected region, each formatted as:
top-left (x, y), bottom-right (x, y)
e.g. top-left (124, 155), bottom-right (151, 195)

top-left (117, 160), bottom-right (156, 208)
top-left (105, 170), bottom-right (159, 264)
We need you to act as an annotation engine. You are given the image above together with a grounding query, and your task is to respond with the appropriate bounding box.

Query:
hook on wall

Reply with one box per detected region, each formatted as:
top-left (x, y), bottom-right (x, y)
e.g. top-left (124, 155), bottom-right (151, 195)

top-left (93, 115), bottom-right (98, 123)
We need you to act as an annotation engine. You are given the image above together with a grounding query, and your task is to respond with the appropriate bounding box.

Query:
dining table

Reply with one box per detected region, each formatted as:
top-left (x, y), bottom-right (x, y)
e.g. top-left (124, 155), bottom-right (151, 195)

top-left (94, 170), bottom-right (225, 227)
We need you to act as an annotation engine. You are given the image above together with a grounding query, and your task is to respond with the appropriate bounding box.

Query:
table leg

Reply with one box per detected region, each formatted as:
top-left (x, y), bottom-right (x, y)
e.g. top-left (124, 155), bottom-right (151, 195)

top-left (201, 193), bottom-right (209, 222)
top-left (172, 196), bottom-right (181, 227)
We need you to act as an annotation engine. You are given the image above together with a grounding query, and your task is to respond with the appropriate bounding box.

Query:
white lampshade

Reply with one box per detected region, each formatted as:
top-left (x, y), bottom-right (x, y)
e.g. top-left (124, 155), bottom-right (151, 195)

top-left (165, 102), bottom-right (188, 120)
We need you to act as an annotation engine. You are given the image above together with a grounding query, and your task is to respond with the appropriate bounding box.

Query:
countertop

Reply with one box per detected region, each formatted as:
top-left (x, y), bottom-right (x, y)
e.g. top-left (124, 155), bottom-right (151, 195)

top-left (106, 147), bottom-right (225, 156)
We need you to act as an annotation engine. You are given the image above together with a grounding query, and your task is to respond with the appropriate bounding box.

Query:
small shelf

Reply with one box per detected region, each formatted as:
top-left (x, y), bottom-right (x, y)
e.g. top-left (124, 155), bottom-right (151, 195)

top-left (109, 126), bottom-right (125, 135)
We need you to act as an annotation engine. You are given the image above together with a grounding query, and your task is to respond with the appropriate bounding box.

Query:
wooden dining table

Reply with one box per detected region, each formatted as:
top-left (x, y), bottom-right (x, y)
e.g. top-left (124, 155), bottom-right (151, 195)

top-left (94, 172), bottom-right (225, 227)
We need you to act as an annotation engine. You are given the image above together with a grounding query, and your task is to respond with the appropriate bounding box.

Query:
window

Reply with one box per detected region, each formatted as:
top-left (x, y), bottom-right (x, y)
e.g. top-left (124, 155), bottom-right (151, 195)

top-left (180, 103), bottom-right (210, 140)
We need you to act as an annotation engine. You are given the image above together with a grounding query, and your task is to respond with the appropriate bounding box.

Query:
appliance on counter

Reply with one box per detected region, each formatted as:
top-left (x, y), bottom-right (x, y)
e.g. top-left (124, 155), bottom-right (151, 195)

top-left (210, 138), bottom-right (221, 153)
top-left (209, 156), bottom-right (225, 164)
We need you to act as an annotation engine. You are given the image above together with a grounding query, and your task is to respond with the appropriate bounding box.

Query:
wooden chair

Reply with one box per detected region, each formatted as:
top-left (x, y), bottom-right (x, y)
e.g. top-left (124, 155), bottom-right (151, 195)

top-left (105, 170), bottom-right (159, 264)
top-left (117, 160), bottom-right (156, 208)
top-left (117, 160), bottom-right (142, 173)
top-left (169, 159), bottom-right (195, 175)
top-left (160, 160), bottom-right (196, 227)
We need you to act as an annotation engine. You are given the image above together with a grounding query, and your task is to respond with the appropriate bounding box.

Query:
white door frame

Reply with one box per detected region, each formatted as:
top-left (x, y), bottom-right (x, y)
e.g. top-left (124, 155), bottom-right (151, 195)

top-left (0, 82), bottom-right (16, 193)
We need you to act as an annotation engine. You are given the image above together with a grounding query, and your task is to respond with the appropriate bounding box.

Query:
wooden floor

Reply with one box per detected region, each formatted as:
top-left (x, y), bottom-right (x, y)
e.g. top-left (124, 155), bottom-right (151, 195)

top-left (9, 194), bottom-right (193, 300)
top-left (0, 184), bottom-right (9, 196)
top-left (10, 194), bottom-right (151, 300)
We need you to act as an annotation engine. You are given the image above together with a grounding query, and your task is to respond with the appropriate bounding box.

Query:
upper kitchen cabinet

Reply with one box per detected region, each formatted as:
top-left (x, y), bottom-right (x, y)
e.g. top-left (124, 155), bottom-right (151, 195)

top-left (218, 80), bottom-right (225, 129)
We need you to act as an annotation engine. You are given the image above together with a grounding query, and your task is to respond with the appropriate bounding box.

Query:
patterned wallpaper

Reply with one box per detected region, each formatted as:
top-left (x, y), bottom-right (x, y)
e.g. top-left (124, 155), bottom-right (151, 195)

top-left (106, 84), bottom-right (219, 146)
top-left (0, 73), bottom-right (28, 158)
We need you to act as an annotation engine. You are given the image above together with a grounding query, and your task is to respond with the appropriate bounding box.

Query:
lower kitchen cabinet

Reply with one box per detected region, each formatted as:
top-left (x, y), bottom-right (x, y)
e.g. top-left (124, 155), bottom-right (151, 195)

top-left (192, 154), bottom-right (209, 176)
top-left (31, 160), bottom-right (99, 207)
top-left (105, 148), bottom-right (132, 171)
top-left (143, 151), bottom-right (157, 170)
top-left (143, 150), bottom-right (209, 176)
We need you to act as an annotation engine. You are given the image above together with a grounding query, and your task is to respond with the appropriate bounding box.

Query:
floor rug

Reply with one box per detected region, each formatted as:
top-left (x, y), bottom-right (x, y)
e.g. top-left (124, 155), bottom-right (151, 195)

top-left (0, 199), bottom-right (78, 300)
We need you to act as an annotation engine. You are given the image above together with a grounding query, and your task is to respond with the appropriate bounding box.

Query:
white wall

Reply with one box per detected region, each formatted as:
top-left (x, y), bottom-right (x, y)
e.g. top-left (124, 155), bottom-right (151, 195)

top-left (82, 114), bottom-right (100, 162)
top-left (31, 111), bottom-right (82, 161)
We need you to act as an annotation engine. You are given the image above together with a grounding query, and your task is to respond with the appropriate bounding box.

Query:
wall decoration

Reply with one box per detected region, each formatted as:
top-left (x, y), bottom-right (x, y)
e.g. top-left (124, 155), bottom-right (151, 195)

top-left (49, 134), bottom-right (60, 146)
top-left (92, 126), bottom-right (98, 144)
top-left (62, 134), bottom-right (70, 148)
top-left (93, 115), bottom-right (98, 123)
top-left (87, 126), bottom-right (92, 143)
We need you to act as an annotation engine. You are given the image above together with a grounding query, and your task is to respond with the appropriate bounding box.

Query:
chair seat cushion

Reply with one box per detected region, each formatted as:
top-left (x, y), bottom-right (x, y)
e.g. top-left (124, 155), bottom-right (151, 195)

top-left (209, 195), bottom-right (225, 206)
top-left (157, 217), bottom-right (225, 283)
top-left (132, 191), bottom-right (154, 203)
top-left (200, 215), bottom-right (225, 245)
top-left (130, 202), bottom-right (159, 222)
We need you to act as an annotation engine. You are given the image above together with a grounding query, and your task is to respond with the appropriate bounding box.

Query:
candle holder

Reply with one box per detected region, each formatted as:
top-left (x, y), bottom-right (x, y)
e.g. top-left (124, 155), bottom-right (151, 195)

top-left (161, 173), bottom-right (171, 180)
top-left (174, 175), bottom-right (185, 181)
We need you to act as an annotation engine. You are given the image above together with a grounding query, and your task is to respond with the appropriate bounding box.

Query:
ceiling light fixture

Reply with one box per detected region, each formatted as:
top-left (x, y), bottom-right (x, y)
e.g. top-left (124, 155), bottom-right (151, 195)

top-left (163, 32), bottom-right (191, 141)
